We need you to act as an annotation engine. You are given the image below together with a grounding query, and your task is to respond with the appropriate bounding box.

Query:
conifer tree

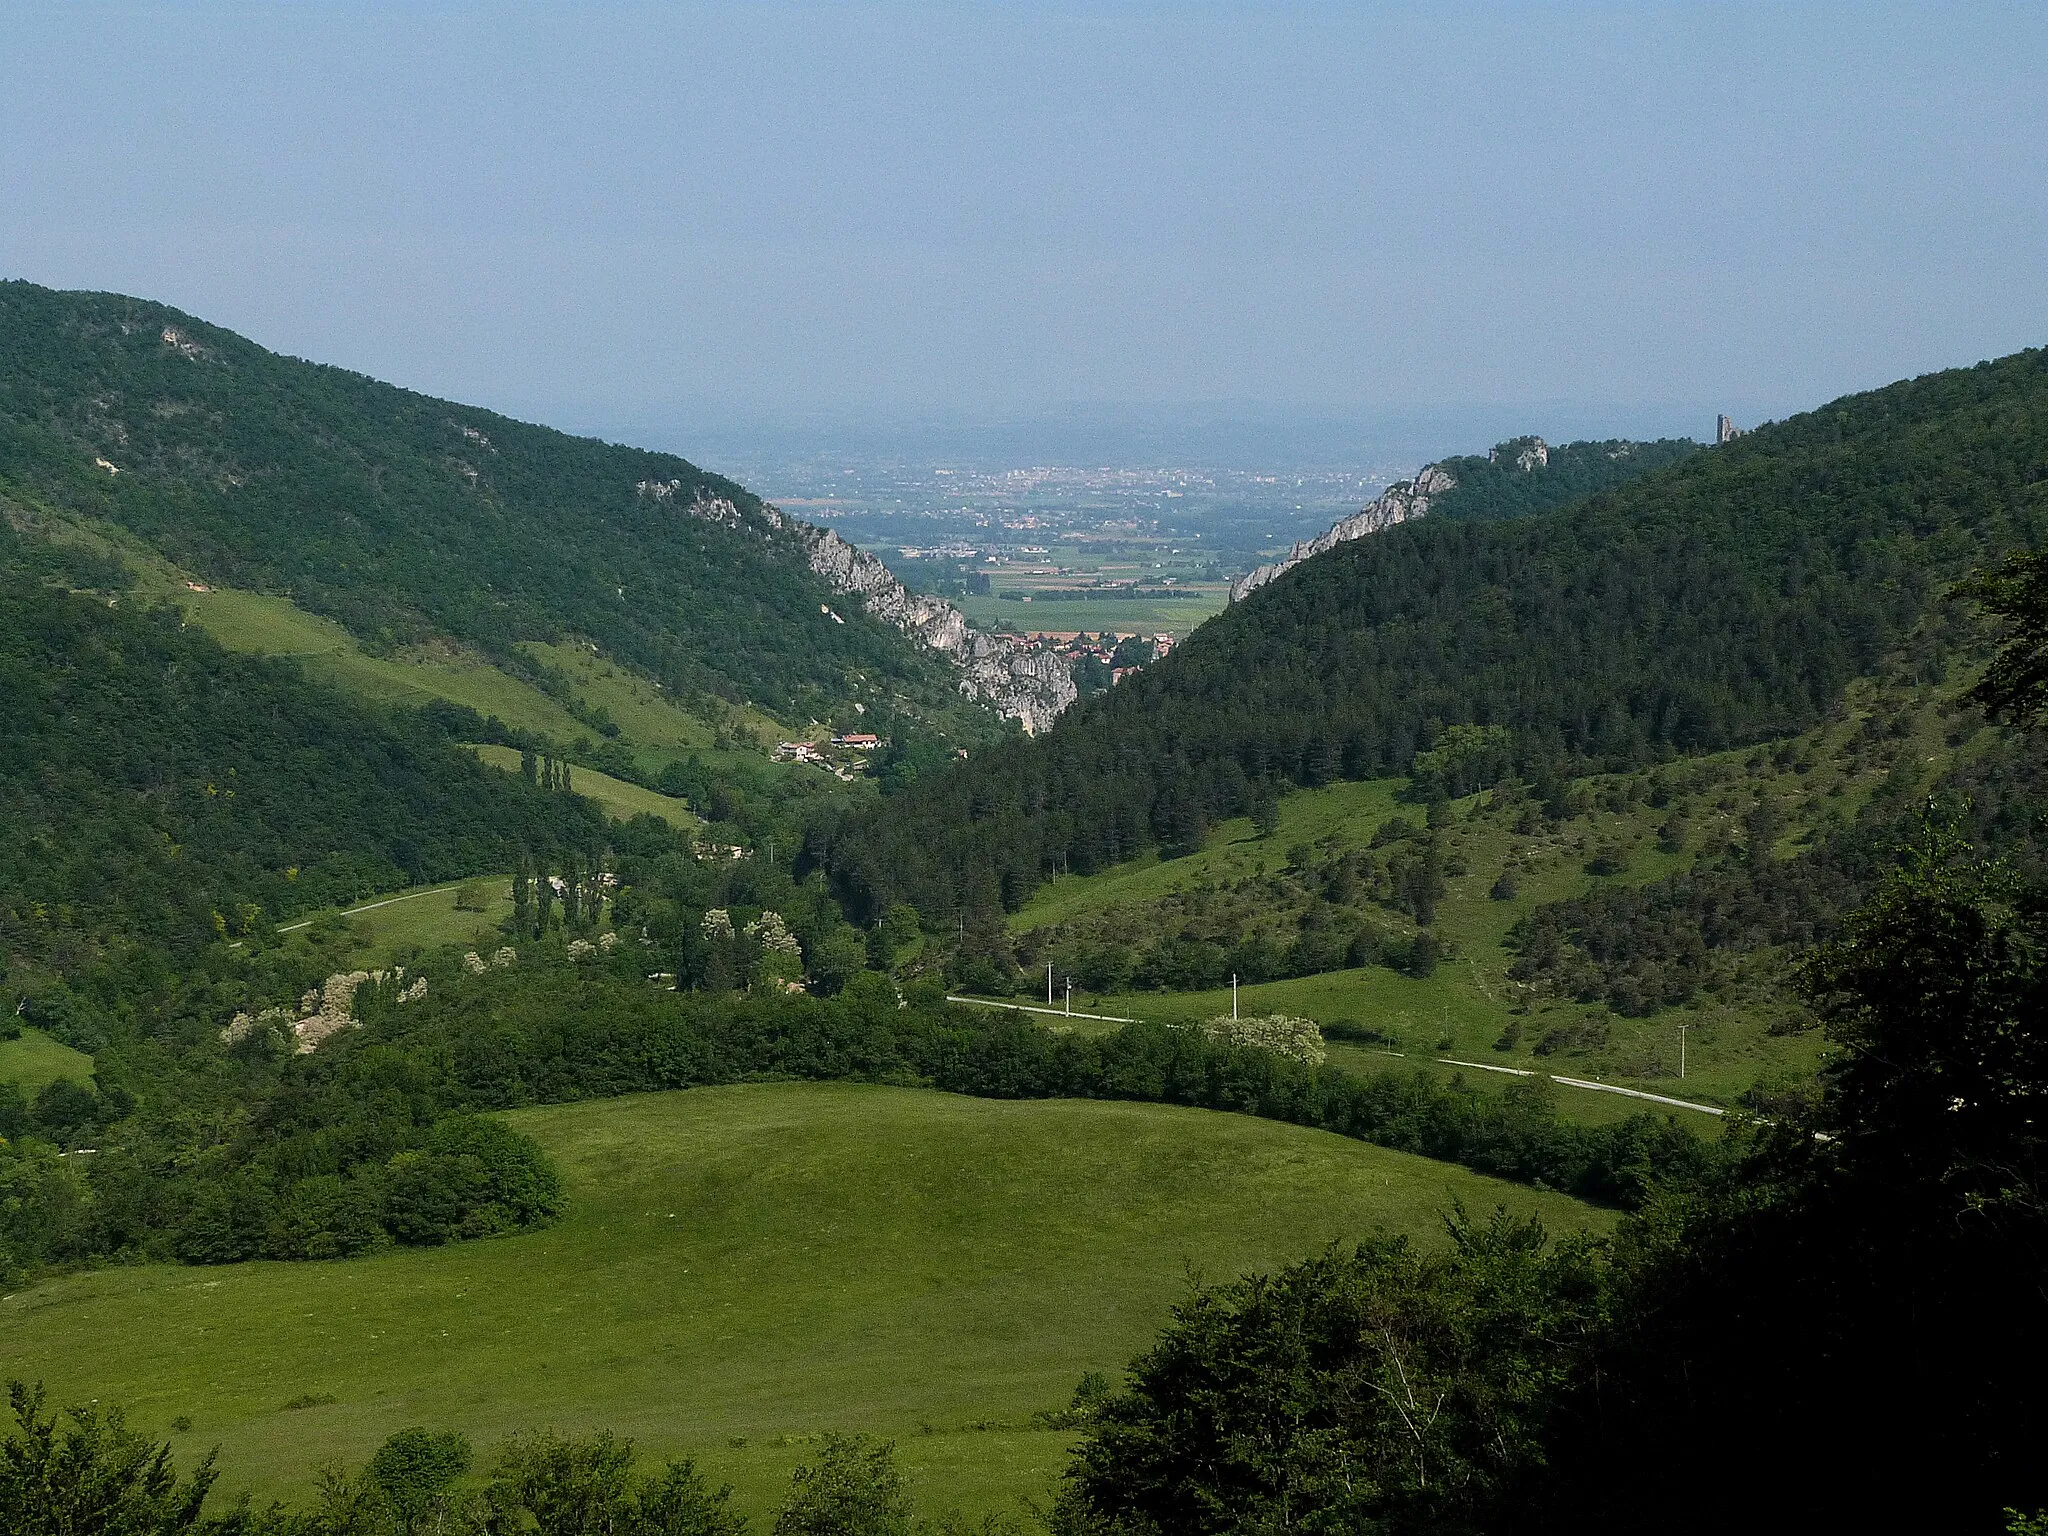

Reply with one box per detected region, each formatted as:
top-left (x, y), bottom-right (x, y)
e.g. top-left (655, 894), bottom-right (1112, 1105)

top-left (511, 856), bottom-right (532, 936)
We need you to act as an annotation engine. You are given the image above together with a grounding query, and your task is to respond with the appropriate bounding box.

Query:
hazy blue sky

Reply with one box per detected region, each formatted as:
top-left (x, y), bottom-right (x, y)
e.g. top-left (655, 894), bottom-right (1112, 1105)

top-left (4, 2), bottom-right (2043, 443)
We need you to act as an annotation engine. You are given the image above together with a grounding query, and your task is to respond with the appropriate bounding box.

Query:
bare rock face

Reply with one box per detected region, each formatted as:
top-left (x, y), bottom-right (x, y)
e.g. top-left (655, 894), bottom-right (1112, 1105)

top-left (1229, 463), bottom-right (1458, 604)
top-left (957, 635), bottom-right (1077, 736)
top-left (755, 503), bottom-right (1078, 733)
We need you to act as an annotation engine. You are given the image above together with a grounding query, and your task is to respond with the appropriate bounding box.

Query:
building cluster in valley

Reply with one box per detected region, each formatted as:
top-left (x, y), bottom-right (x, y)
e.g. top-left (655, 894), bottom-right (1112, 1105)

top-left (772, 730), bottom-right (883, 775)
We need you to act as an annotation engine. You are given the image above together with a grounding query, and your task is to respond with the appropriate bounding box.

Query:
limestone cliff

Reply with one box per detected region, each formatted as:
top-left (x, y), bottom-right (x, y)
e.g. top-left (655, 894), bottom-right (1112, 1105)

top-left (1229, 463), bottom-right (1457, 604)
top-left (754, 502), bottom-right (1078, 734)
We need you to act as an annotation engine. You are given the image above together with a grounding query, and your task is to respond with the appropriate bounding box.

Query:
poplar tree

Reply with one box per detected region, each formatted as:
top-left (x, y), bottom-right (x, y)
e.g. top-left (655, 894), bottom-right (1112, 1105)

top-left (511, 855), bottom-right (532, 936)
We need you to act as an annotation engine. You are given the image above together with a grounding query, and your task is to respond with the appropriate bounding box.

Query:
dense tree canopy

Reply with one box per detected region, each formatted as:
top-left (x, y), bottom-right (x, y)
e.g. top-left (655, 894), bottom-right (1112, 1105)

top-left (0, 529), bottom-right (606, 969)
top-left (826, 347), bottom-right (2048, 923)
top-left (1424, 434), bottom-right (1698, 524)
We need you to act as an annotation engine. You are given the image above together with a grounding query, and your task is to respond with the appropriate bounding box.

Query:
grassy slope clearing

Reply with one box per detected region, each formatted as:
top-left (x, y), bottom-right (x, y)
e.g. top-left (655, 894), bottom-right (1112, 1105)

top-left (0, 1026), bottom-right (94, 1092)
top-left (11, 498), bottom-right (788, 784)
top-left (1, 1082), bottom-right (1607, 1524)
top-left (266, 877), bottom-right (519, 969)
top-left (996, 691), bottom-right (1973, 1109)
top-left (469, 744), bottom-right (698, 828)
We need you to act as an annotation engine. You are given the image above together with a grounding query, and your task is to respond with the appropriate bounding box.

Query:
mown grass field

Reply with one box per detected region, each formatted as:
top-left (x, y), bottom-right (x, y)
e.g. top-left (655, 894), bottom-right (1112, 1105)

top-left (469, 744), bottom-right (700, 829)
top-left (0, 1082), bottom-right (1608, 1524)
top-left (0, 1026), bottom-right (94, 1092)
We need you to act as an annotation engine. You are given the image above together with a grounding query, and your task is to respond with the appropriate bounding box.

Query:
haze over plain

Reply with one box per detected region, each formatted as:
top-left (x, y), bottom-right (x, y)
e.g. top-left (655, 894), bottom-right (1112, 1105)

top-left (5, 1), bottom-right (2044, 462)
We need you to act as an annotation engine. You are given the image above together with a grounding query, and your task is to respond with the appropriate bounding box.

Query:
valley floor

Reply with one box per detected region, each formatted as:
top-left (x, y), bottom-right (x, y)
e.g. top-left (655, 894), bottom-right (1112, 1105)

top-left (0, 1081), bottom-right (1607, 1524)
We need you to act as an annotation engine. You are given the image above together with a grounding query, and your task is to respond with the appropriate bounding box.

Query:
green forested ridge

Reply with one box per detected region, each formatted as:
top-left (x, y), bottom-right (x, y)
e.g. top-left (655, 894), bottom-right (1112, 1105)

top-left (0, 523), bottom-right (607, 974)
top-left (0, 281), bottom-right (988, 733)
top-left (1034, 550), bottom-right (2048, 1536)
top-left (825, 347), bottom-right (2048, 923)
top-left (918, 696), bottom-right (1999, 1107)
top-left (1424, 433), bottom-right (1698, 523)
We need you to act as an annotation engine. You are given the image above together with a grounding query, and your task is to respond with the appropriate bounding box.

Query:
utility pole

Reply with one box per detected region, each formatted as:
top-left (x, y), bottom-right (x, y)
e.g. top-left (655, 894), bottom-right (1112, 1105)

top-left (1047, 961), bottom-right (1054, 1006)
top-left (1232, 973), bottom-right (1239, 1020)
top-left (1679, 1022), bottom-right (1688, 1079)
top-left (1065, 977), bottom-right (1072, 1017)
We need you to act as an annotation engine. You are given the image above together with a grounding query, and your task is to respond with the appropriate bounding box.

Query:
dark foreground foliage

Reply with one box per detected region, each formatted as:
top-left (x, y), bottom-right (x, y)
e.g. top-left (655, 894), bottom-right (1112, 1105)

top-left (0, 1382), bottom-right (219, 1536)
top-left (1056, 1211), bottom-right (1602, 1536)
top-left (0, 1387), bottom-right (1007, 1536)
top-left (0, 1386), bottom-right (753, 1535)
top-left (1053, 827), bottom-right (2048, 1535)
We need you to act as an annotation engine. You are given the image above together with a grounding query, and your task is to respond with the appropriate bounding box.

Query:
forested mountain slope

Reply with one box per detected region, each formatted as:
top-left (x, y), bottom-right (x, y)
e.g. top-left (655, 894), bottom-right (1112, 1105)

top-left (1229, 434), bottom-right (1697, 601)
top-left (0, 281), bottom-right (997, 735)
top-left (0, 520), bottom-right (605, 979)
top-left (827, 347), bottom-right (2048, 922)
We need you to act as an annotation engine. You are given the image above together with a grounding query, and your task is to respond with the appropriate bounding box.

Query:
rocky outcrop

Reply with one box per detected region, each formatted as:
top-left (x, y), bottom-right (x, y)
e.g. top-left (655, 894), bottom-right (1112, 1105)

top-left (756, 503), bottom-right (1079, 733)
top-left (956, 635), bottom-right (1077, 736)
top-left (1229, 464), bottom-right (1458, 604)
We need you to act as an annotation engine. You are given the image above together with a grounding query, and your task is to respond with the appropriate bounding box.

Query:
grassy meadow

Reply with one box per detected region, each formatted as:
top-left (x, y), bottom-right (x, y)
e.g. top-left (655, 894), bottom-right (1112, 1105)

top-left (1, 1082), bottom-right (1608, 1524)
top-left (0, 1026), bottom-right (94, 1093)
top-left (469, 744), bottom-right (699, 828)
top-left (269, 878), bottom-right (519, 968)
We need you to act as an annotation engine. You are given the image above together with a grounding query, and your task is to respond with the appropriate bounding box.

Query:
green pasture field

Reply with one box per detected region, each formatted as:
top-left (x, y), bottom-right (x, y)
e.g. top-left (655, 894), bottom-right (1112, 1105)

top-left (1, 1082), bottom-right (1609, 1524)
top-left (0, 1026), bottom-right (94, 1093)
top-left (469, 744), bottom-right (700, 829)
top-left (521, 641), bottom-right (787, 771)
top-left (271, 878), bottom-right (517, 968)
top-left (957, 594), bottom-right (1224, 639)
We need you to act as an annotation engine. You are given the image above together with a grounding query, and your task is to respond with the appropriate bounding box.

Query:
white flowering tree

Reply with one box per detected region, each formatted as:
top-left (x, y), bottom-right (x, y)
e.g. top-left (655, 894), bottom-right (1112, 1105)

top-left (1202, 1014), bottom-right (1327, 1067)
top-left (746, 910), bottom-right (804, 992)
